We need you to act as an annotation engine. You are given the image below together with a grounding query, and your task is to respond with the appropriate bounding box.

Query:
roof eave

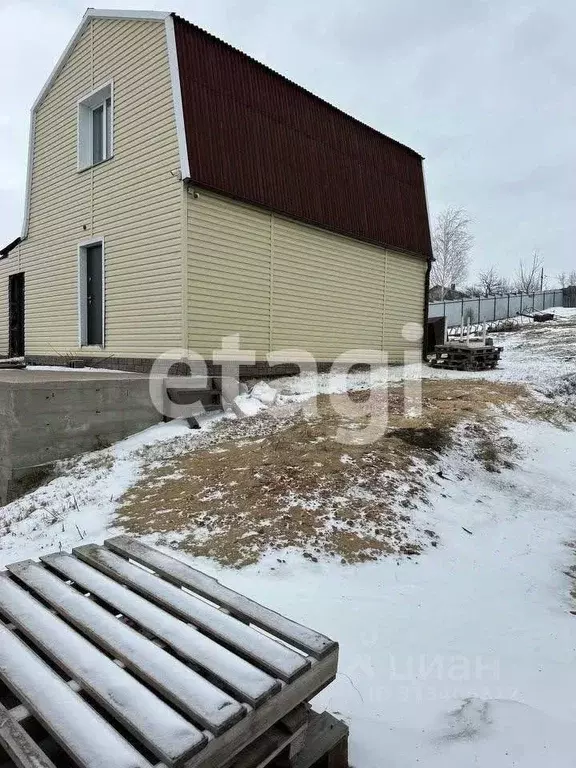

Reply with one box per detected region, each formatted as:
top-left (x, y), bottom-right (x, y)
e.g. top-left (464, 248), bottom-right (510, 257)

top-left (0, 237), bottom-right (22, 258)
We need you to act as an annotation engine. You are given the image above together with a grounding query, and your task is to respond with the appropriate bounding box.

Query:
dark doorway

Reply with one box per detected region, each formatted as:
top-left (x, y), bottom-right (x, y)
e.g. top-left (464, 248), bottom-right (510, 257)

top-left (8, 272), bottom-right (25, 358)
top-left (425, 316), bottom-right (446, 355)
top-left (85, 244), bottom-right (103, 345)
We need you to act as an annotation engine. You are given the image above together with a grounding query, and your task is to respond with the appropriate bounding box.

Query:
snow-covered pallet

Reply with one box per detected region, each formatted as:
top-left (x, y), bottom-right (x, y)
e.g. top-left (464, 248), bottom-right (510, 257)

top-left (0, 536), bottom-right (339, 768)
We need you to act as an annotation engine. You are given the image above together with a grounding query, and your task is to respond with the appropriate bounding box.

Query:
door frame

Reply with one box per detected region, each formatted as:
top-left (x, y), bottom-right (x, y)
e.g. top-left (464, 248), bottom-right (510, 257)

top-left (77, 237), bottom-right (105, 347)
top-left (8, 272), bottom-right (25, 358)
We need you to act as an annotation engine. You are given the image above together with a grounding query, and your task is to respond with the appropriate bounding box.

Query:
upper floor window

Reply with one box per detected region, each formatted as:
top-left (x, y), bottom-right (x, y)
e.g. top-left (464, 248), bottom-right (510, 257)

top-left (78, 83), bottom-right (113, 170)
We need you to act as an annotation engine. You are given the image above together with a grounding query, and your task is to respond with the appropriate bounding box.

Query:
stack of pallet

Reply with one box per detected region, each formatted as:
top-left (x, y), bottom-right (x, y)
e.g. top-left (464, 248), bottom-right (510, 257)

top-left (428, 341), bottom-right (503, 371)
top-left (0, 536), bottom-right (347, 768)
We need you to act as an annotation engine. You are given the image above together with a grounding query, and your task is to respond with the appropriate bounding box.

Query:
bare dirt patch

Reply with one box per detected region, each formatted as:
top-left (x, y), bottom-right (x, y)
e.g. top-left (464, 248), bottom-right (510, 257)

top-left (116, 379), bottom-right (537, 567)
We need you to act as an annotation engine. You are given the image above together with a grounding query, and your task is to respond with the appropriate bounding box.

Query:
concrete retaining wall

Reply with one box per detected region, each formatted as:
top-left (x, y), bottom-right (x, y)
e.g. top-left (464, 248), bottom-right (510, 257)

top-left (0, 370), bottom-right (160, 504)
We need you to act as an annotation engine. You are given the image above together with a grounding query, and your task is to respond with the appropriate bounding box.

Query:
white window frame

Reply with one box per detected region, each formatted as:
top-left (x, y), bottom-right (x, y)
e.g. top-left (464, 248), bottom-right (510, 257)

top-left (78, 237), bottom-right (105, 347)
top-left (77, 81), bottom-right (114, 171)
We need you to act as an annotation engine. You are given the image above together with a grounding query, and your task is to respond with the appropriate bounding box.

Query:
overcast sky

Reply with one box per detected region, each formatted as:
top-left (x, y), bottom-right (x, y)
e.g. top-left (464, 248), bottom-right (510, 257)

top-left (0, 0), bottom-right (574, 282)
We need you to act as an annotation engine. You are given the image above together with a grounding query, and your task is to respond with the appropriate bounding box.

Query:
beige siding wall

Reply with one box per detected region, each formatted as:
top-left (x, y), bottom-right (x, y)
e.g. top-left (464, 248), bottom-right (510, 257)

top-left (384, 251), bottom-right (427, 359)
top-left (187, 190), bottom-right (426, 363)
top-left (272, 218), bottom-right (386, 358)
top-left (0, 18), bottom-right (182, 358)
top-left (187, 192), bottom-right (271, 359)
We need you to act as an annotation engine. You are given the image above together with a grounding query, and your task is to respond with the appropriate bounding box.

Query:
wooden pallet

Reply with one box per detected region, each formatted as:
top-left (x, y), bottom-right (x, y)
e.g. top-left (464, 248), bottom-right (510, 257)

top-left (224, 708), bottom-right (348, 768)
top-left (0, 537), bottom-right (339, 768)
top-left (428, 343), bottom-right (503, 371)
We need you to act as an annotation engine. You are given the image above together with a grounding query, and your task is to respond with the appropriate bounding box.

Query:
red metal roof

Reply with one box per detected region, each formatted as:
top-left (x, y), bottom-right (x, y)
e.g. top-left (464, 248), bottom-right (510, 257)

top-left (0, 237), bottom-right (21, 259)
top-left (173, 14), bottom-right (432, 258)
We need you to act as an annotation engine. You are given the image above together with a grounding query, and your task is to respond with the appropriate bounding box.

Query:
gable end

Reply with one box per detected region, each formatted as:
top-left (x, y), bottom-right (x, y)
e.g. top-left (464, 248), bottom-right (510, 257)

top-left (20, 8), bottom-right (189, 239)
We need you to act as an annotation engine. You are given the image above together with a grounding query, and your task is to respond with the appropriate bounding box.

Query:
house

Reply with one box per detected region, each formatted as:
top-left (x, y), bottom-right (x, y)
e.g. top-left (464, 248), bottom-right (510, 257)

top-left (0, 9), bottom-right (432, 376)
top-left (429, 285), bottom-right (468, 302)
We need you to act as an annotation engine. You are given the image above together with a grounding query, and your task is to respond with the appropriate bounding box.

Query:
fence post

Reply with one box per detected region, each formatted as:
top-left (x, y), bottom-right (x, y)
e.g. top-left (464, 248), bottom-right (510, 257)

top-left (493, 296), bottom-right (497, 321)
top-left (507, 293), bottom-right (510, 318)
top-left (478, 296), bottom-right (481, 322)
top-left (520, 293), bottom-right (523, 315)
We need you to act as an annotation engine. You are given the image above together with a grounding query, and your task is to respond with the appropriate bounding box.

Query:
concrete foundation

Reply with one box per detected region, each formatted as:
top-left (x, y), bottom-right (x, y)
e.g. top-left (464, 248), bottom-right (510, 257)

top-left (24, 355), bottom-right (336, 380)
top-left (0, 369), bottom-right (160, 505)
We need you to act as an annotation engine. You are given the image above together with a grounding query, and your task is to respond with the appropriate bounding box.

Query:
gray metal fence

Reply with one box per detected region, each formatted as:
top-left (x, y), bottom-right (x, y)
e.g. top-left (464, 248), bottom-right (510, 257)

top-left (428, 289), bottom-right (564, 329)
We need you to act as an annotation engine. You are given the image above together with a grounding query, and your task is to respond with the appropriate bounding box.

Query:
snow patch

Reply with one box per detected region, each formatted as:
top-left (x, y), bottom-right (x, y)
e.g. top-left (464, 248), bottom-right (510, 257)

top-left (250, 381), bottom-right (278, 405)
top-left (232, 393), bottom-right (267, 418)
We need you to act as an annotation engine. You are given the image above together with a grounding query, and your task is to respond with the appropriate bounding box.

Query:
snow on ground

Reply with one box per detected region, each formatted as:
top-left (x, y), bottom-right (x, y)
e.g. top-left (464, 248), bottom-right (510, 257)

top-left (195, 417), bottom-right (576, 767)
top-left (2, 309), bottom-right (576, 765)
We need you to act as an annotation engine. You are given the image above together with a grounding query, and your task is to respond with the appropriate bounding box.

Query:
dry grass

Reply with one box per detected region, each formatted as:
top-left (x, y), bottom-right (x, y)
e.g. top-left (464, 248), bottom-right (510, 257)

top-left (117, 379), bottom-right (537, 567)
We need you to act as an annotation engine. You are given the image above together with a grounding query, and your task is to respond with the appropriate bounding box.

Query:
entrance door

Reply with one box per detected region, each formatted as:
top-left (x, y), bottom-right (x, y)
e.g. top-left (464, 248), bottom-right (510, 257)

top-left (85, 244), bottom-right (103, 345)
top-left (8, 272), bottom-right (25, 358)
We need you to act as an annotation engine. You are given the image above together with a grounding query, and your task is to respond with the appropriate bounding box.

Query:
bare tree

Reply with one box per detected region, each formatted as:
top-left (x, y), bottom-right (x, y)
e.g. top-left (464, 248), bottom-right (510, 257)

top-left (514, 250), bottom-right (544, 293)
top-left (462, 284), bottom-right (482, 297)
top-left (556, 270), bottom-right (576, 288)
top-left (430, 207), bottom-right (473, 299)
top-left (477, 266), bottom-right (509, 296)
